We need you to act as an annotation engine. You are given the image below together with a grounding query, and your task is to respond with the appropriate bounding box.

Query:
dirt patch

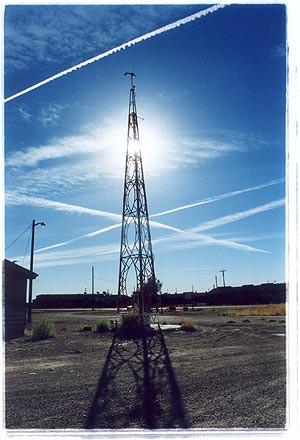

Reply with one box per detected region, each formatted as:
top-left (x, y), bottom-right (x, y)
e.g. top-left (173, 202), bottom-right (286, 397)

top-left (5, 308), bottom-right (286, 429)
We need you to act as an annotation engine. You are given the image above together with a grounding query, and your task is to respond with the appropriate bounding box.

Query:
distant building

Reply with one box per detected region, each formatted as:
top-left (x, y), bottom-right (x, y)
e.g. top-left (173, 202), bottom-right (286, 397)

top-left (3, 259), bottom-right (38, 340)
top-left (205, 283), bottom-right (286, 305)
top-left (160, 283), bottom-right (285, 307)
top-left (32, 282), bottom-right (286, 310)
top-left (33, 293), bottom-right (131, 309)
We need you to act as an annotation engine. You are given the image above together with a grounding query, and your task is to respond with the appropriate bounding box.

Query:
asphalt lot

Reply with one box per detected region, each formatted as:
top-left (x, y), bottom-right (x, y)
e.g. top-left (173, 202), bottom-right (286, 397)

top-left (5, 307), bottom-right (286, 429)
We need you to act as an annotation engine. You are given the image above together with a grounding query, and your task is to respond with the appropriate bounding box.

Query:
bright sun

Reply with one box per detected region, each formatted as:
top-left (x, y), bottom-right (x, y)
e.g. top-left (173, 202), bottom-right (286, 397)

top-left (101, 113), bottom-right (172, 178)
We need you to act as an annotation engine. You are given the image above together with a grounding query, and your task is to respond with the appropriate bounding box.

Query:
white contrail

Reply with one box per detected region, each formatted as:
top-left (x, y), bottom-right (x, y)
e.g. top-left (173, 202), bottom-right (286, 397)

top-left (4, 4), bottom-right (227, 103)
top-left (191, 199), bottom-right (285, 232)
top-left (36, 223), bottom-right (122, 253)
top-left (6, 191), bottom-right (122, 221)
top-left (151, 226), bottom-right (268, 253)
top-left (31, 219), bottom-right (266, 269)
top-left (7, 190), bottom-right (268, 254)
top-left (151, 178), bottom-right (284, 218)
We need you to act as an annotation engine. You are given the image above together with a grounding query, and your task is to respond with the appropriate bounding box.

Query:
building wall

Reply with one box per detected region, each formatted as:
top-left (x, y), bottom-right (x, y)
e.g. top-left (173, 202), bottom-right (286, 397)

top-left (4, 272), bottom-right (27, 340)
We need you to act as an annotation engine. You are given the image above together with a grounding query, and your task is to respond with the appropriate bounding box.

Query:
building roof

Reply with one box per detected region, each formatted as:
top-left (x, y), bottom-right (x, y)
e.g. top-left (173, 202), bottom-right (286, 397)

top-left (3, 259), bottom-right (38, 279)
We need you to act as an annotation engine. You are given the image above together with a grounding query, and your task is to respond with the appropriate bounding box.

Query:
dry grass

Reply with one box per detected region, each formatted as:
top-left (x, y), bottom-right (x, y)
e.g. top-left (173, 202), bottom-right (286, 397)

top-left (227, 303), bottom-right (285, 317)
top-left (32, 318), bottom-right (54, 341)
top-left (95, 319), bottom-right (110, 333)
top-left (180, 320), bottom-right (196, 332)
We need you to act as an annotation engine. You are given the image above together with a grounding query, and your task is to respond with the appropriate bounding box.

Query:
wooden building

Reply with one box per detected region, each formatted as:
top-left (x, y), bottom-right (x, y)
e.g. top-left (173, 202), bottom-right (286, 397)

top-left (3, 259), bottom-right (38, 340)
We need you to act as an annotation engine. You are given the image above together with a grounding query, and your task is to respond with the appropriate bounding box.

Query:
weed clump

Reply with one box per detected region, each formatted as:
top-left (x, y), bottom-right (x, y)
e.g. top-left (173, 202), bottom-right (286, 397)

top-left (32, 319), bottom-right (54, 341)
top-left (180, 320), bottom-right (196, 332)
top-left (80, 326), bottom-right (92, 332)
top-left (95, 319), bottom-right (110, 333)
top-left (117, 314), bottom-right (145, 339)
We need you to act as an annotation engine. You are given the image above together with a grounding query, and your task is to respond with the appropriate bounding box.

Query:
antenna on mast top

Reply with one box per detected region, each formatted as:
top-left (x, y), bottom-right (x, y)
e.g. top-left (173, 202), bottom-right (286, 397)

top-left (124, 71), bottom-right (136, 88)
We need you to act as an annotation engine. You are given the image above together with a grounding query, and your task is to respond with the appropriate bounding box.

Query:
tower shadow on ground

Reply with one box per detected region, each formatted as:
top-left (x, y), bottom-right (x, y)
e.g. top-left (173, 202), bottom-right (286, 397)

top-left (84, 328), bottom-right (189, 429)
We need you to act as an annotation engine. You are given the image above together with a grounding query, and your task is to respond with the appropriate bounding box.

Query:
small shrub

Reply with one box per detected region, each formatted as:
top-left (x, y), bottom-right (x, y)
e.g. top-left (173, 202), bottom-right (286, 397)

top-left (227, 320), bottom-right (235, 324)
top-left (32, 319), bottom-right (54, 341)
top-left (95, 319), bottom-right (110, 333)
top-left (117, 314), bottom-right (145, 339)
top-left (180, 320), bottom-right (196, 332)
top-left (80, 326), bottom-right (92, 332)
top-left (243, 319), bottom-right (250, 323)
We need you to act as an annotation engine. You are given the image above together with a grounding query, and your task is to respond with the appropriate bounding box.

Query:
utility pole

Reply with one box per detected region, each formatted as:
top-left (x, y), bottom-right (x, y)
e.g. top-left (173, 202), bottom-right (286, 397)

top-left (91, 265), bottom-right (95, 311)
top-left (215, 275), bottom-right (218, 288)
top-left (117, 73), bottom-right (156, 326)
top-left (28, 219), bottom-right (45, 324)
top-left (220, 269), bottom-right (227, 287)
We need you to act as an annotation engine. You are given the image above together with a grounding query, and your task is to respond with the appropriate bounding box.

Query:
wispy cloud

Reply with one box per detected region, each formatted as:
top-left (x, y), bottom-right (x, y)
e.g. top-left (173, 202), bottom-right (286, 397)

top-left (6, 5), bottom-right (197, 72)
top-left (5, 4), bottom-right (226, 102)
top-left (5, 125), bottom-right (109, 168)
top-left (173, 137), bottom-right (247, 164)
top-left (15, 243), bottom-right (120, 269)
top-left (7, 127), bottom-right (244, 170)
top-left (191, 199), bottom-right (285, 233)
top-left (18, 106), bottom-right (31, 121)
top-left (151, 178), bottom-right (284, 218)
top-left (38, 103), bottom-right (66, 127)
top-left (6, 118), bottom-right (265, 195)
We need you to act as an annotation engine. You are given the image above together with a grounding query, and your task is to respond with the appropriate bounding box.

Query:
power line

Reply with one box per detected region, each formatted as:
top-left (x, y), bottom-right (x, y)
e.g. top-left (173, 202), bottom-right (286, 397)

top-left (5, 225), bottom-right (31, 251)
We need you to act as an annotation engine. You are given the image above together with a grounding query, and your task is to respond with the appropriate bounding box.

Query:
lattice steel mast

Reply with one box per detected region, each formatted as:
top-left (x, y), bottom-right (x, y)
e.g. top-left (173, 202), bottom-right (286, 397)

top-left (117, 72), bottom-right (156, 323)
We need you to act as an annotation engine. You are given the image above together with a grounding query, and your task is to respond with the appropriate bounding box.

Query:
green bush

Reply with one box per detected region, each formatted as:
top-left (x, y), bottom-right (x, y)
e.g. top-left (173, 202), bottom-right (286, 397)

top-left (117, 314), bottom-right (144, 339)
top-left (95, 319), bottom-right (110, 333)
top-left (32, 318), bottom-right (54, 341)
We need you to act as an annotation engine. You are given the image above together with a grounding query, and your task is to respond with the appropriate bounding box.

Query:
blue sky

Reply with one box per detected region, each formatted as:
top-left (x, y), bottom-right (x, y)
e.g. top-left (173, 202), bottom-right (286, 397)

top-left (4, 3), bottom-right (286, 296)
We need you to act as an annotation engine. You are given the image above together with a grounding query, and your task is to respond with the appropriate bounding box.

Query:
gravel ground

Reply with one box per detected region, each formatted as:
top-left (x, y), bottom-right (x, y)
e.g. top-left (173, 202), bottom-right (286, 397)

top-left (5, 308), bottom-right (286, 430)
